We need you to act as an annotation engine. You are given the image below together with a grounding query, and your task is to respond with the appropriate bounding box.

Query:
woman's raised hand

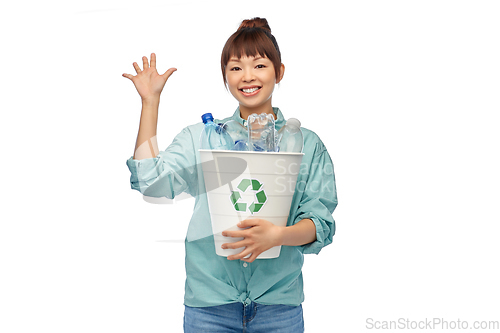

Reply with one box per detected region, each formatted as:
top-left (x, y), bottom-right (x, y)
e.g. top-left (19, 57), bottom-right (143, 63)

top-left (122, 53), bottom-right (177, 101)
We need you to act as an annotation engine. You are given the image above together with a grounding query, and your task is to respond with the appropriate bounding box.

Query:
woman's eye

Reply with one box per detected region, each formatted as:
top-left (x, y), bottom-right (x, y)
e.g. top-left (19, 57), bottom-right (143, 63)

top-left (230, 67), bottom-right (241, 71)
top-left (256, 64), bottom-right (266, 69)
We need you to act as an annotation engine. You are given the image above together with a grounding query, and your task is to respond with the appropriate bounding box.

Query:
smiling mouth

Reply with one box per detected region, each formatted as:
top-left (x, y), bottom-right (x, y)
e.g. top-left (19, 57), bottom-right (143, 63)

top-left (240, 87), bottom-right (261, 95)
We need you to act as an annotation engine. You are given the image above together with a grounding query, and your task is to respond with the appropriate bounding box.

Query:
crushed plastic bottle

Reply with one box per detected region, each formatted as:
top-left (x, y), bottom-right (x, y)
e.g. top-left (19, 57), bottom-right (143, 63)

top-left (199, 113), bottom-right (233, 150)
top-left (222, 120), bottom-right (249, 151)
top-left (277, 118), bottom-right (303, 153)
top-left (247, 113), bottom-right (276, 152)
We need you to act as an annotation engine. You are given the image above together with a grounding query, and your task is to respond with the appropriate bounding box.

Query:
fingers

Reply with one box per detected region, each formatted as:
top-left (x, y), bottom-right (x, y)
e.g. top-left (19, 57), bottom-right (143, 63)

top-left (222, 236), bottom-right (247, 248)
top-left (228, 248), bottom-right (256, 262)
top-left (122, 73), bottom-right (134, 80)
top-left (150, 53), bottom-right (156, 68)
top-left (126, 55), bottom-right (176, 84)
top-left (162, 67), bottom-right (177, 80)
top-left (133, 62), bottom-right (141, 74)
top-left (222, 229), bottom-right (244, 238)
top-left (222, 222), bottom-right (253, 237)
top-left (142, 56), bottom-right (149, 70)
top-left (241, 252), bottom-right (258, 263)
top-left (222, 237), bottom-right (259, 262)
top-left (226, 247), bottom-right (249, 260)
top-left (130, 54), bottom-right (176, 75)
top-left (239, 218), bottom-right (259, 228)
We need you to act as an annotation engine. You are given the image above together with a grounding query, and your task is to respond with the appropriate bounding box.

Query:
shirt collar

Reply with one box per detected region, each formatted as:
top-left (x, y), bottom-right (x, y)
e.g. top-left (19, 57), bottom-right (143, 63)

top-left (232, 107), bottom-right (286, 130)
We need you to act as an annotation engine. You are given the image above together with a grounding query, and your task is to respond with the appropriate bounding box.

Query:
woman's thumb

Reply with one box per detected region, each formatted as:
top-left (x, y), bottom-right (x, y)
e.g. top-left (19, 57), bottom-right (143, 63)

top-left (163, 67), bottom-right (177, 80)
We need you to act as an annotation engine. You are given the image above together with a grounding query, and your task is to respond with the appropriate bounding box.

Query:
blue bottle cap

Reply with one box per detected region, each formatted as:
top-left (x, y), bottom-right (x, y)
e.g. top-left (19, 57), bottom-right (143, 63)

top-left (201, 113), bottom-right (214, 124)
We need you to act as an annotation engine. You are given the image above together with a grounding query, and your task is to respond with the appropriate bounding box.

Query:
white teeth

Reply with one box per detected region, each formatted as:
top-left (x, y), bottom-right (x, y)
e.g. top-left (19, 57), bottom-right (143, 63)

top-left (242, 87), bottom-right (259, 93)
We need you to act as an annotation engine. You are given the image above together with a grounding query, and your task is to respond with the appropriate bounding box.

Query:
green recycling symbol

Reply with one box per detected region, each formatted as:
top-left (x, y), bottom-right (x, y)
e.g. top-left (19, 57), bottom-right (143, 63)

top-left (229, 179), bottom-right (267, 214)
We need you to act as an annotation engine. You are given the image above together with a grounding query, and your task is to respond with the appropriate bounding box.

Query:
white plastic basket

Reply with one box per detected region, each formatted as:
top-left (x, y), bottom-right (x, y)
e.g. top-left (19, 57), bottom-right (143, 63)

top-left (199, 150), bottom-right (304, 259)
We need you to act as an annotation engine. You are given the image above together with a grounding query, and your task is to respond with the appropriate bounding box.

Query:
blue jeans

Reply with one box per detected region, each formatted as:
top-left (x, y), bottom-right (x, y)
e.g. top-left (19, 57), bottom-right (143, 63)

top-left (183, 301), bottom-right (304, 332)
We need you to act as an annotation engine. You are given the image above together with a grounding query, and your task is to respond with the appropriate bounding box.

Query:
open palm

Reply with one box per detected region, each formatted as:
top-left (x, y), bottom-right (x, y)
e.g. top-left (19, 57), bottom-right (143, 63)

top-left (122, 53), bottom-right (176, 100)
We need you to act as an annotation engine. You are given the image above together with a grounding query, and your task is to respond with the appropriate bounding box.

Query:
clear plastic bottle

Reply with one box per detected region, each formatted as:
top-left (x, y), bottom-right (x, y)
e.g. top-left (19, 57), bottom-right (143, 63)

top-left (247, 113), bottom-right (276, 152)
top-left (277, 118), bottom-right (303, 153)
top-left (222, 120), bottom-right (249, 151)
top-left (199, 113), bottom-right (233, 150)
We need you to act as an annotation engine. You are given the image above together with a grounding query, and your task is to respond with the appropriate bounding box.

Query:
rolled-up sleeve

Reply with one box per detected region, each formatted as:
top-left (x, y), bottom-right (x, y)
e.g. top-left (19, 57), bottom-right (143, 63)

top-left (294, 143), bottom-right (338, 255)
top-left (126, 127), bottom-right (198, 199)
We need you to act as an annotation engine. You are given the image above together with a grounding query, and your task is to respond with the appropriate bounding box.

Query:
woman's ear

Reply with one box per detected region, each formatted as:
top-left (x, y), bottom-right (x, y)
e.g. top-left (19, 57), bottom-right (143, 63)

top-left (276, 63), bottom-right (285, 84)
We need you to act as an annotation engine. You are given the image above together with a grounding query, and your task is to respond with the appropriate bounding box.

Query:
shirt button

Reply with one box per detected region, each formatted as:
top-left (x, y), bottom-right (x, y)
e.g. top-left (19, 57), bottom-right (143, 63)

top-left (243, 262), bottom-right (248, 268)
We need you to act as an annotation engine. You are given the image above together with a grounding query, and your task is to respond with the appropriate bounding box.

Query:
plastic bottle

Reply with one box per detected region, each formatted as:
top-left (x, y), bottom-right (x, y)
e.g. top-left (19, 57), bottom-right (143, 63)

top-left (199, 113), bottom-right (233, 150)
top-left (222, 120), bottom-right (250, 151)
top-left (247, 113), bottom-right (276, 152)
top-left (277, 118), bottom-right (303, 153)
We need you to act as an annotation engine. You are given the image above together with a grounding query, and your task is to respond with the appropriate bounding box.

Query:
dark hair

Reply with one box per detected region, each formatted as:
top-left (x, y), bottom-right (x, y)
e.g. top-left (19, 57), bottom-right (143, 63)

top-left (221, 17), bottom-right (282, 85)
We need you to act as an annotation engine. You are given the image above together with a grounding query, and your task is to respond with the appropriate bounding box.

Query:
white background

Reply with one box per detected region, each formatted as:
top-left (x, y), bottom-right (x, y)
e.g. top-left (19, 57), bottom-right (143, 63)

top-left (1, 0), bottom-right (499, 332)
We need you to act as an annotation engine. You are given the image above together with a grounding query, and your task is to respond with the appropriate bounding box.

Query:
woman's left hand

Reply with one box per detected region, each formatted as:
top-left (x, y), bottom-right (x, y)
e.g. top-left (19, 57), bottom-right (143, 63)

top-left (222, 218), bottom-right (284, 263)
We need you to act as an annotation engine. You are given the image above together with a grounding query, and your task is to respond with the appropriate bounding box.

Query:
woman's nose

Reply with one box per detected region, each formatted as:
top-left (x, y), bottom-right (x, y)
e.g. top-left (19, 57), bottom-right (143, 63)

top-left (242, 71), bottom-right (255, 82)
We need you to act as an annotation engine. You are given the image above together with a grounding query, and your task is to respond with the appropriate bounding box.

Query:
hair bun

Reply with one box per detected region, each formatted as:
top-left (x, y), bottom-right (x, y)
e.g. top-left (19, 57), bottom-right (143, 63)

top-left (237, 17), bottom-right (271, 32)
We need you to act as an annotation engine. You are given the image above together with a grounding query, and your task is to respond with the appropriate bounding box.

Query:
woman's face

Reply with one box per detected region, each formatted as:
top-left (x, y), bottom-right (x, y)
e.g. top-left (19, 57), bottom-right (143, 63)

top-left (225, 55), bottom-right (283, 114)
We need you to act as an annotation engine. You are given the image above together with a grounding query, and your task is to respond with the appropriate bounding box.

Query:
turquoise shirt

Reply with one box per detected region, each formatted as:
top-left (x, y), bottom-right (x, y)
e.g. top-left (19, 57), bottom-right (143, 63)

top-left (126, 107), bottom-right (338, 307)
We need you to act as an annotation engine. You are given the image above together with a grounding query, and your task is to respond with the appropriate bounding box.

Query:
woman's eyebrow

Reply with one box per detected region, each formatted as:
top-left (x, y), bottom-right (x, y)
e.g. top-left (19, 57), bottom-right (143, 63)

top-left (228, 56), bottom-right (266, 63)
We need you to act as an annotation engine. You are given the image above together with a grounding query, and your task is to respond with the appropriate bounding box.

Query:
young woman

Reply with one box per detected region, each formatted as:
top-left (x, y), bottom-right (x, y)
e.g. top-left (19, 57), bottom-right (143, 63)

top-left (124, 17), bottom-right (337, 333)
